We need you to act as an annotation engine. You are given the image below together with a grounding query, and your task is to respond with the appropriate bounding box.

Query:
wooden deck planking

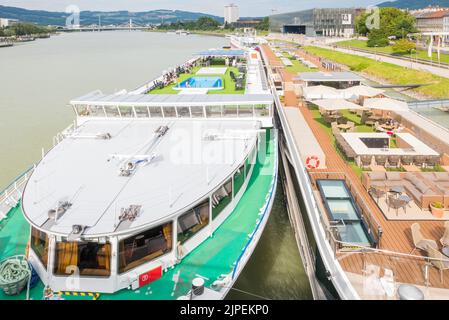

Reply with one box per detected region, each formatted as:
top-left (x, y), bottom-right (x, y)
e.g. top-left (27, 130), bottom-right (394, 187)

top-left (262, 42), bottom-right (449, 290)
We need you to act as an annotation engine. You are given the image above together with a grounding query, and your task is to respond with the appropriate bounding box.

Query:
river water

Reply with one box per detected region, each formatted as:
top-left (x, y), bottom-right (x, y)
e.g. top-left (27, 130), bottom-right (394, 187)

top-left (0, 31), bottom-right (312, 300)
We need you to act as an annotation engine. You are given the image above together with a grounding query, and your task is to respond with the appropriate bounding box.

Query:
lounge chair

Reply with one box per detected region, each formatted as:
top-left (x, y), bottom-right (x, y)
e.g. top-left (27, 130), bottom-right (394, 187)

top-left (426, 155), bottom-right (441, 168)
top-left (401, 155), bottom-right (413, 166)
top-left (360, 155), bottom-right (373, 168)
top-left (427, 247), bottom-right (449, 284)
top-left (410, 223), bottom-right (438, 254)
top-left (387, 156), bottom-right (400, 168)
top-left (369, 186), bottom-right (386, 204)
top-left (375, 155), bottom-right (388, 167)
top-left (441, 221), bottom-right (449, 247)
top-left (414, 155), bottom-right (427, 168)
top-left (388, 195), bottom-right (407, 216)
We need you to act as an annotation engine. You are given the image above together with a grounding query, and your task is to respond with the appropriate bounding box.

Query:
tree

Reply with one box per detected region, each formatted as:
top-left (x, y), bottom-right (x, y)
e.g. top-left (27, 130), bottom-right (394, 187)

top-left (392, 38), bottom-right (416, 54)
top-left (195, 16), bottom-right (220, 30)
top-left (367, 29), bottom-right (389, 47)
top-left (355, 7), bottom-right (416, 39)
top-left (256, 17), bottom-right (269, 31)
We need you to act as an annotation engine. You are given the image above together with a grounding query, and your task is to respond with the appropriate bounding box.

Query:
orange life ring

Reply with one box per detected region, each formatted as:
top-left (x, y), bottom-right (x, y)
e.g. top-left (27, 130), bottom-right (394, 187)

top-left (306, 156), bottom-right (320, 169)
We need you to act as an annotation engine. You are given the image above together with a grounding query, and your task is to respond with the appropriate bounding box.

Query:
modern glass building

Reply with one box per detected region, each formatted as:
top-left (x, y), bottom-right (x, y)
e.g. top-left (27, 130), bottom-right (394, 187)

top-left (270, 8), bottom-right (364, 37)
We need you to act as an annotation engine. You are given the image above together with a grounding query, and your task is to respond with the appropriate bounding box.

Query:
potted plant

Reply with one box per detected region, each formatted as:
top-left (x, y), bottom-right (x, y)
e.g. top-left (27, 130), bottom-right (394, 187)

top-left (430, 202), bottom-right (445, 218)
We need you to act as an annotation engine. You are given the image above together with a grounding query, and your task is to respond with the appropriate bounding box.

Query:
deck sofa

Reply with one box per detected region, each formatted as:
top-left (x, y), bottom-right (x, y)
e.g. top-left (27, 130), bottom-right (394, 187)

top-left (362, 171), bottom-right (445, 210)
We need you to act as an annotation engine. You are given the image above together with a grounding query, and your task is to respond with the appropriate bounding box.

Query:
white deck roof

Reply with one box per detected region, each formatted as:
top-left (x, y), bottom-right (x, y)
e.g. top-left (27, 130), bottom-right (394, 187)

top-left (22, 119), bottom-right (260, 237)
top-left (296, 72), bottom-right (363, 83)
top-left (70, 92), bottom-right (273, 107)
top-left (363, 98), bottom-right (409, 111)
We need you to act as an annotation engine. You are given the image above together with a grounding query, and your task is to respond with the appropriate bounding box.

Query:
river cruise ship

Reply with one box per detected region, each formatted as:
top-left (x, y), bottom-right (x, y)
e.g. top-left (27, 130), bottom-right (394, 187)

top-left (0, 39), bottom-right (277, 300)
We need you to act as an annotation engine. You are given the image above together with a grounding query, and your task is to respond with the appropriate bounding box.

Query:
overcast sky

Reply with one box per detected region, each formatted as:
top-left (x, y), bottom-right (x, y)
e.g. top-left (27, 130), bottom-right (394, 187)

top-left (1, 0), bottom-right (381, 16)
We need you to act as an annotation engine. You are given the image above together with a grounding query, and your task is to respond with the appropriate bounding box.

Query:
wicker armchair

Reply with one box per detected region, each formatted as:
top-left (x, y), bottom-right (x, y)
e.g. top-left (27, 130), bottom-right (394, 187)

top-left (387, 155), bottom-right (400, 168)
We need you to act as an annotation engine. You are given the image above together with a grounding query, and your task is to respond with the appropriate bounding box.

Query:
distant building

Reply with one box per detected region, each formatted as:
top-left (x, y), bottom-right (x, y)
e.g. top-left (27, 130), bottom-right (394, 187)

top-left (269, 8), bottom-right (364, 38)
top-left (224, 4), bottom-right (240, 24)
top-left (0, 18), bottom-right (19, 28)
top-left (413, 9), bottom-right (449, 34)
top-left (233, 19), bottom-right (262, 28)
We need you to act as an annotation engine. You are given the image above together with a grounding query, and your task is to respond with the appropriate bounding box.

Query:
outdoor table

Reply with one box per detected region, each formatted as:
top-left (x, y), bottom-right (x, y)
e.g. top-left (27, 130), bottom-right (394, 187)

top-left (398, 195), bottom-right (412, 205)
top-left (397, 284), bottom-right (424, 300)
top-left (337, 124), bottom-right (351, 132)
top-left (389, 186), bottom-right (405, 197)
top-left (369, 115), bottom-right (382, 122)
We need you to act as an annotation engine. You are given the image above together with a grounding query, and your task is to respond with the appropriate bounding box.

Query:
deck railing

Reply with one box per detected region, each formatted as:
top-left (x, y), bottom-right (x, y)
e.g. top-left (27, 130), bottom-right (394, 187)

top-left (328, 235), bottom-right (449, 298)
top-left (308, 171), bottom-right (383, 248)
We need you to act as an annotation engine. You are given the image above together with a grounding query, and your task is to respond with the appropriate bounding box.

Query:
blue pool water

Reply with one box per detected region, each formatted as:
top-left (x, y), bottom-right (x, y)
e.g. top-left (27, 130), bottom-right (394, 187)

top-left (176, 76), bottom-right (223, 89)
top-left (317, 180), bottom-right (374, 247)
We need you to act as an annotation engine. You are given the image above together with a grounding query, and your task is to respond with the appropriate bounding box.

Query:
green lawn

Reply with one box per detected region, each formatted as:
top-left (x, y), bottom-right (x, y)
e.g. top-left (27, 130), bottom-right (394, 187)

top-left (304, 46), bottom-right (449, 99)
top-left (149, 65), bottom-right (245, 95)
top-left (281, 52), bottom-right (315, 73)
top-left (336, 39), bottom-right (449, 64)
top-left (309, 107), bottom-right (372, 178)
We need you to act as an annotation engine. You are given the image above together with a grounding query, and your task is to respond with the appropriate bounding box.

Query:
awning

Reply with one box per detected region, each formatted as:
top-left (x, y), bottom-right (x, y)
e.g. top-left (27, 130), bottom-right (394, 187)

top-left (311, 99), bottom-right (364, 111)
top-left (342, 85), bottom-right (385, 99)
top-left (303, 85), bottom-right (343, 100)
top-left (363, 98), bottom-right (409, 111)
top-left (195, 49), bottom-right (246, 57)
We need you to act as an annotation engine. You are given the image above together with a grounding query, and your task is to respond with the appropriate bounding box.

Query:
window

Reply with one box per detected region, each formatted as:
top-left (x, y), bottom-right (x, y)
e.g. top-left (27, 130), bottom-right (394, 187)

top-left (54, 241), bottom-right (111, 277)
top-left (177, 199), bottom-right (210, 244)
top-left (176, 106), bottom-right (191, 118)
top-left (31, 227), bottom-right (49, 268)
top-left (135, 106), bottom-right (149, 118)
top-left (149, 106), bottom-right (163, 118)
top-left (233, 164), bottom-right (246, 197)
top-left (238, 105), bottom-right (253, 117)
top-left (245, 149), bottom-right (256, 180)
top-left (206, 106), bottom-right (222, 118)
top-left (191, 106), bottom-right (204, 118)
top-left (212, 178), bottom-right (232, 220)
top-left (87, 105), bottom-right (105, 117)
top-left (223, 105), bottom-right (238, 117)
top-left (254, 104), bottom-right (269, 117)
top-left (75, 105), bottom-right (90, 116)
top-left (163, 106), bottom-right (176, 118)
top-left (119, 106), bottom-right (134, 117)
top-left (118, 222), bottom-right (173, 274)
top-left (105, 106), bottom-right (121, 117)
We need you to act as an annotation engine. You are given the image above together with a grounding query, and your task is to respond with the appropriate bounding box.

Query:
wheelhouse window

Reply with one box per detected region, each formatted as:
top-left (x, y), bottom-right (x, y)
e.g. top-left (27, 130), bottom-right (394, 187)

top-left (105, 106), bottom-right (121, 118)
top-left (224, 105), bottom-right (238, 117)
top-left (75, 105), bottom-right (89, 116)
top-left (30, 227), bottom-right (49, 268)
top-left (54, 241), bottom-right (111, 277)
top-left (176, 106), bottom-right (191, 118)
top-left (135, 106), bottom-right (150, 118)
top-left (163, 106), bottom-right (176, 117)
top-left (87, 105), bottom-right (105, 117)
top-left (118, 222), bottom-right (173, 274)
top-left (149, 106), bottom-right (163, 118)
top-left (119, 106), bottom-right (134, 117)
top-left (206, 106), bottom-right (222, 118)
top-left (177, 199), bottom-right (210, 244)
top-left (254, 104), bottom-right (269, 117)
top-left (238, 105), bottom-right (253, 117)
top-left (233, 164), bottom-right (246, 197)
top-left (191, 106), bottom-right (204, 118)
top-left (212, 178), bottom-right (232, 220)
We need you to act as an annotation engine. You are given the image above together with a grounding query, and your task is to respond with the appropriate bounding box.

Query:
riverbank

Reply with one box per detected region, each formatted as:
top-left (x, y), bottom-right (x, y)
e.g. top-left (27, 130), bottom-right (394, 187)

top-left (304, 46), bottom-right (449, 99)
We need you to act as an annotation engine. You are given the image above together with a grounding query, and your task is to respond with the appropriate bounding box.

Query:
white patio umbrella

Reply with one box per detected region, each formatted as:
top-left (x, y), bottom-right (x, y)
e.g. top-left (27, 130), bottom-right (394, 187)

top-left (342, 85), bottom-right (385, 99)
top-left (311, 99), bottom-right (364, 111)
top-left (363, 98), bottom-right (409, 111)
top-left (302, 85), bottom-right (343, 100)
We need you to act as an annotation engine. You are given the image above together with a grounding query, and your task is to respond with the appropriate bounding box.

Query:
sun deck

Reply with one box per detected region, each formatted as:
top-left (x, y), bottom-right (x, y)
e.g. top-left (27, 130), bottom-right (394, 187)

top-left (0, 130), bottom-right (276, 300)
top-left (263, 41), bottom-right (449, 299)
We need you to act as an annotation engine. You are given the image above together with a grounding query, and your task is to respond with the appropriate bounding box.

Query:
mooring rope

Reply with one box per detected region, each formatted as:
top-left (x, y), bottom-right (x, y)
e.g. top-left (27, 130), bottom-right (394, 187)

top-left (0, 255), bottom-right (31, 298)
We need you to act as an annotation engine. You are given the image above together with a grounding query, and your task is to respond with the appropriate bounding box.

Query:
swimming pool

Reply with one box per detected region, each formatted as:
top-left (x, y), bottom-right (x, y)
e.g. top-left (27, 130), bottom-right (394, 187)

top-left (317, 180), bottom-right (375, 248)
top-left (175, 76), bottom-right (223, 90)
